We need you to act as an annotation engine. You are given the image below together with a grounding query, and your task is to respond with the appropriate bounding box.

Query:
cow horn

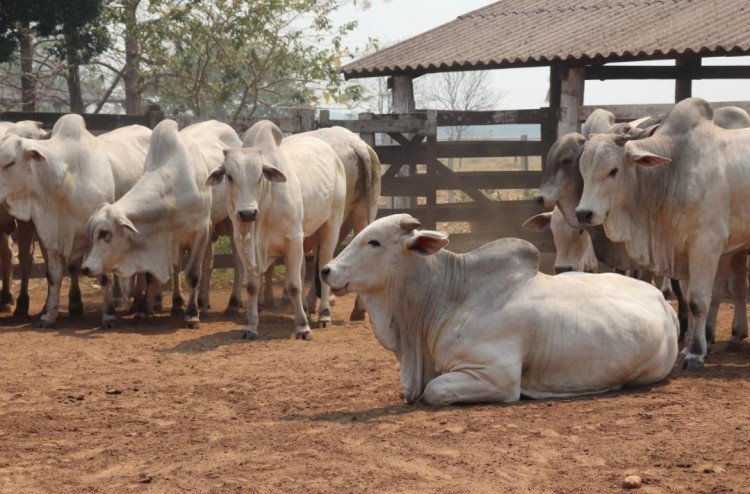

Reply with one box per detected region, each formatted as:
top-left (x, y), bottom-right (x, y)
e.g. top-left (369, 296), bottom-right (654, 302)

top-left (613, 134), bottom-right (633, 147)
top-left (399, 216), bottom-right (421, 233)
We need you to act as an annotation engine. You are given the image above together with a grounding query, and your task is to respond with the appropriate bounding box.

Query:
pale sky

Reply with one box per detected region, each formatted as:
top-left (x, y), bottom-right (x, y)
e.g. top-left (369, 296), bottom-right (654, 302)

top-left (331, 0), bottom-right (750, 110)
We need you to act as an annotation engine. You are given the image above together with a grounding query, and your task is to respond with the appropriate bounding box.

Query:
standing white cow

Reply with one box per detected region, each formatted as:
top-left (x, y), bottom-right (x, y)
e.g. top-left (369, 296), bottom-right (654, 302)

top-left (82, 119), bottom-right (241, 328)
top-left (575, 97), bottom-right (750, 369)
top-left (285, 126), bottom-right (381, 320)
top-left (522, 206), bottom-right (598, 274)
top-left (320, 214), bottom-right (678, 405)
top-left (207, 120), bottom-right (346, 340)
top-left (0, 121), bottom-right (47, 315)
top-left (0, 115), bottom-right (150, 327)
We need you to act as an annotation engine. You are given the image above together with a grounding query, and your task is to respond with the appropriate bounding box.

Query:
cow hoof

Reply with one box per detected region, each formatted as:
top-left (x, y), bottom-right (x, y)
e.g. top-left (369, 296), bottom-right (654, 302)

top-left (318, 319), bottom-right (331, 329)
top-left (134, 313), bottom-right (150, 324)
top-left (680, 354), bottom-right (705, 371)
top-left (185, 319), bottom-right (200, 329)
top-left (224, 306), bottom-right (240, 316)
top-left (241, 329), bottom-right (258, 340)
top-left (101, 319), bottom-right (118, 330)
top-left (38, 319), bottom-right (56, 329)
top-left (153, 303), bottom-right (164, 313)
top-left (68, 302), bottom-right (84, 317)
top-left (295, 329), bottom-right (313, 341)
top-left (349, 309), bottom-right (366, 321)
top-left (0, 303), bottom-right (12, 313)
top-left (726, 340), bottom-right (750, 353)
top-left (170, 307), bottom-right (185, 317)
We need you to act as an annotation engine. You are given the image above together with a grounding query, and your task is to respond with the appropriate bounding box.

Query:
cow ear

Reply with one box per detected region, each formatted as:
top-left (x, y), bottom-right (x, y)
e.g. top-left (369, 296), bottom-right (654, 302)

top-left (262, 164), bottom-right (286, 182)
top-left (522, 212), bottom-right (552, 232)
top-left (222, 148), bottom-right (230, 157)
top-left (399, 216), bottom-right (421, 233)
top-left (22, 146), bottom-right (45, 163)
top-left (116, 214), bottom-right (139, 234)
top-left (206, 165), bottom-right (226, 186)
top-left (625, 143), bottom-right (671, 168)
top-left (405, 230), bottom-right (449, 256)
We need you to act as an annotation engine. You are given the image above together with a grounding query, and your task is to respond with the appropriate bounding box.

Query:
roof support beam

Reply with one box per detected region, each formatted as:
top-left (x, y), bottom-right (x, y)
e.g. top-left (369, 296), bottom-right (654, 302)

top-left (557, 65), bottom-right (585, 138)
top-left (675, 55), bottom-right (700, 102)
top-left (389, 75), bottom-right (417, 209)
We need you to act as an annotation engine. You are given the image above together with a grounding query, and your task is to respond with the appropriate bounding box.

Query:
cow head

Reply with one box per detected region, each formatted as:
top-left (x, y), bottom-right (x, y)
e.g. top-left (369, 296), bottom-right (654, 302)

top-left (576, 133), bottom-right (671, 226)
top-left (536, 133), bottom-right (586, 213)
top-left (320, 214), bottom-right (449, 296)
top-left (82, 204), bottom-right (139, 277)
top-left (523, 207), bottom-right (597, 274)
top-left (206, 147), bottom-right (286, 232)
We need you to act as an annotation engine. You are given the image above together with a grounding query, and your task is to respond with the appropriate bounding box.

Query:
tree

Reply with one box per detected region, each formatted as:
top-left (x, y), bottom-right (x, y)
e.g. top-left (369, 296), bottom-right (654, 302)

top-left (129, 0), bottom-right (363, 117)
top-left (0, 0), bottom-right (110, 112)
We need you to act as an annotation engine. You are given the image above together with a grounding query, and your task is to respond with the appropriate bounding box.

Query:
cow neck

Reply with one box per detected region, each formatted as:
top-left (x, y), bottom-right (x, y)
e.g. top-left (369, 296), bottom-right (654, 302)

top-left (606, 134), bottom-right (684, 274)
top-left (248, 176), bottom-right (275, 275)
top-left (386, 249), bottom-right (466, 395)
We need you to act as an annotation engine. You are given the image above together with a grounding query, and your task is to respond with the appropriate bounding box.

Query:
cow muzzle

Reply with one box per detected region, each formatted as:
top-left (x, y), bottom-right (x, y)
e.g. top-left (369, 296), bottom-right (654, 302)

top-left (237, 208), bottom-right (258, 222)
top-left (575, 209), bottom-right (594, 225)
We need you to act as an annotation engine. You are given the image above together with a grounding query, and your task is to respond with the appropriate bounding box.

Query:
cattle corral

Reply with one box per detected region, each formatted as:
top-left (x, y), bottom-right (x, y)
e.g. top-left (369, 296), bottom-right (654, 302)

top-left (1, 279), bottom-right (749, 493)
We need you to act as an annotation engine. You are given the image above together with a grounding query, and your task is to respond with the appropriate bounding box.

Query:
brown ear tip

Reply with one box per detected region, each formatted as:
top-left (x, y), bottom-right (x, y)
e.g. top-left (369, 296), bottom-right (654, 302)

top-left (399, 216), bottom-right (422, 233)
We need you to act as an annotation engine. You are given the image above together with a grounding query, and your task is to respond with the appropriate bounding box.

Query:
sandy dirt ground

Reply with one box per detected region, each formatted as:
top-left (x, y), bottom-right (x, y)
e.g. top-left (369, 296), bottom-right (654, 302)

top-left (1, 279), bottom-right (750, 494)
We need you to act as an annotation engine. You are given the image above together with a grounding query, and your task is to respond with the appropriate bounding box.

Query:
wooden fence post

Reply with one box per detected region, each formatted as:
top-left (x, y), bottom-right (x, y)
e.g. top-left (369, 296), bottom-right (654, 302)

top-left (297, 108), bottom-right (316, 132)
top-left (424, 110), bottom-right (438, 229)
top-left (146, 104), bottom-right (164, 129)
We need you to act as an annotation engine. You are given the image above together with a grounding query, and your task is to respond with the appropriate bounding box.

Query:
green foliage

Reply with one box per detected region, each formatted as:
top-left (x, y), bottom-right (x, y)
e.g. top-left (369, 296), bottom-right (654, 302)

top-left (132, 0), bottom-right (363, 117)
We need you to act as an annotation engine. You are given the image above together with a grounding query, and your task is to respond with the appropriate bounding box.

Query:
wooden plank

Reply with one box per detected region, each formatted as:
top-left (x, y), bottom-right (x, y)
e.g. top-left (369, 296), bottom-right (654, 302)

top-left (173, 115), bottom-right (302, 133)
top-left (580, 101), bottom-right (750, 122)
top-left (585, 64), bottom-right (750, 80)
top-left (0, 112), bottom-right (149, 130)
top-left (378, 200), bottom-right (545, 224)
top-left (381, 171), bottom-right (542, 195)
top-left (434, 108), bottom-right (558, 126)
top-left (320, 117), bottom-right (428, 134)
top-left (374, 140), bottom-right (545, 163)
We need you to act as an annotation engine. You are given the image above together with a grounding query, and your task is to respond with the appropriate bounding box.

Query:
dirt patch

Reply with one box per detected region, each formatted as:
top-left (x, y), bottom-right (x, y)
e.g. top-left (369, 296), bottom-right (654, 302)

top-left (1, 281), bottom-right (749, 493)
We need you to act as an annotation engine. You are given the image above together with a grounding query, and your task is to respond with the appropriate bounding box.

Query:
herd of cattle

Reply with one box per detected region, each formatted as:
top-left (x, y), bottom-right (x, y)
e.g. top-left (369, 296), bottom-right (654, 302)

top-left (0, 96), bottom-right (748, 405)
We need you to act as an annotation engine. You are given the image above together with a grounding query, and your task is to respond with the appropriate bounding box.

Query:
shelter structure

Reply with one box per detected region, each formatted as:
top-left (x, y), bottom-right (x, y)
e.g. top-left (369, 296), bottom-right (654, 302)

top-left (342, 0), bottom-right (750, 136)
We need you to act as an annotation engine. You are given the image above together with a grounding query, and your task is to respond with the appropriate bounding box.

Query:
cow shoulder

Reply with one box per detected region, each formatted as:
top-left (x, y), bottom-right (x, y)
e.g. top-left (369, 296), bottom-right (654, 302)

top-left (462, 237), bottom-right (539, 283)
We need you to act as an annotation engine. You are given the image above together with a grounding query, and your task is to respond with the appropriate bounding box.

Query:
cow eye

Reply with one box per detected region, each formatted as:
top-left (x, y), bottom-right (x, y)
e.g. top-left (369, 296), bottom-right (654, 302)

top-left (3, 160), bottom-right (14, 170)
top-left (98, 230), bottom-right (111, 243)
top-left (226, 174), bottom-right (234, 183)
top-left (560, 157), bottom-right (573, 165)
top-left (608, 168), bottom-right (618, 178)
top-left (367, 239), bottom-right (380, 247)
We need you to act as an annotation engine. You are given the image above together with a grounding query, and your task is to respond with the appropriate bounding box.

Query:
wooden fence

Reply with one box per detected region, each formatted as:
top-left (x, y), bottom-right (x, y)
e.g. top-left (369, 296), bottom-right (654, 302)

top-left (1, 106), bottom-right (561, 277)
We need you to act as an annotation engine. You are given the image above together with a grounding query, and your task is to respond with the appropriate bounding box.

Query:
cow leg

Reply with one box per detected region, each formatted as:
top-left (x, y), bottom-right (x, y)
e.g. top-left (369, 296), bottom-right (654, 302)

top-left (241, 270), bottom-right (261, 340)
top-left (672, 279), bottom-right (689, 342)
top-left (13, 221), bottom-right (35, 318)
top-left (422, 366), bottom-right (521, 406)
top-left (259, 263), bottom-right (275, 310)
top-left (67, 262), bottom-right (83, 317)
top-left (197, 239), bottom-right (213, 312)
top-left (171, 264), bottom-right (184, 317)
top-left (316, 220), bottom-right (342, 329)
top-left (183, 227), bottom-right (209, 329)
top-left (727, 251), bottom-right (749, 351)
top-left (136, 273), bottom-right (160, 322)
top-left (39, 253), bottom-right (65, 328)
top-left (305, 242), bottom-right (318, 316)
top-left (100, 274), bottom-right (118, 329)
top-left (130, 273), bottom-right (146, 313)
top-left (681, 246), bottom-right (722, 370)
top-left (284, 238), bottom-right (313, 340)
top-left (112, 275), bottom-right (125, 309)
top-left (0, 233), bottom-right (13, 311)
top-left (348, 209), bottom-right (371, 322)
top-left (225, 235), bottom-right (244, 315)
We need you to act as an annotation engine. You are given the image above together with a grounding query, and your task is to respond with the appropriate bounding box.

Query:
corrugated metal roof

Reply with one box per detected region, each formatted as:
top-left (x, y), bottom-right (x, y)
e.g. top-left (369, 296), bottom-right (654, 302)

top-left (341, 0), bottom-right (750, 79)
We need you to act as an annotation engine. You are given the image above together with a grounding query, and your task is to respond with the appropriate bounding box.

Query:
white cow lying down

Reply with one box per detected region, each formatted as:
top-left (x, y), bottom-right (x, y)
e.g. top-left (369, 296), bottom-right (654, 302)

top-left (321, 214), bottom-right (679, 406)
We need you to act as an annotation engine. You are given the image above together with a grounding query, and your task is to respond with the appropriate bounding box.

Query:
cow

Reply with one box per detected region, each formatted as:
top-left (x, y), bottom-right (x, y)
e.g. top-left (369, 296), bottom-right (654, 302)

top-left (82, 119), bottom-right (241, 328)
top-left (0, 115), bottom-right (150, 327)
top-left (284, 126), bottom-right (381, 321)
top-left (522, 206), bottom-right (597, 274)
top-left (207, 120), bottom-right (346, 340)
top-left (575, 97), bottom-right (750, 370)
top-left (0, 121), bottom-right (47, 316)
top-left (320, 214), bottom-right (678, 405)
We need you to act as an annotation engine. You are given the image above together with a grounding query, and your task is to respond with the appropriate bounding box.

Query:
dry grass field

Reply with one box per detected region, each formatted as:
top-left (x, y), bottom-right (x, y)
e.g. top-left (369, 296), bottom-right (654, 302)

top-left (1, 277), bottom-right (750, 493)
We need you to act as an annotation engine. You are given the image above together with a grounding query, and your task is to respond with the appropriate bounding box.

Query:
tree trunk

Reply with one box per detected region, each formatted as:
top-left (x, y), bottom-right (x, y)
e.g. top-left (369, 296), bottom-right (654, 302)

top-left (19, 23), bottom-right (35, 112)
top-left (123, 0), bottom-right (142, 114)
top-left (65, 32), bottom-right (85, 113)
